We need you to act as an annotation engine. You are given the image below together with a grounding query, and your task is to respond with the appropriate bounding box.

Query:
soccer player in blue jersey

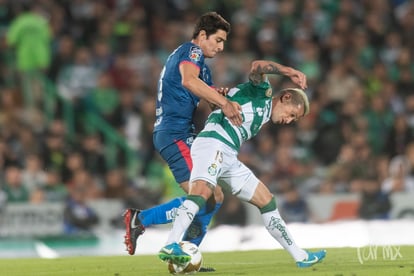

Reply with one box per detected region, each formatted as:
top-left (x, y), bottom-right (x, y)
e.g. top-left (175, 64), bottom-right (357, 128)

top-left (158, 60), bottom-right (326, 268)
top-left (123, 12), bottom-right (242, 271)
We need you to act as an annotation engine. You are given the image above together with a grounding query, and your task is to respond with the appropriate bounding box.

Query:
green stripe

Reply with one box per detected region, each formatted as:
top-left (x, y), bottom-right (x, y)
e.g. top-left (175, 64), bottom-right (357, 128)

top-left (220, 119), bottom-right (241, 149)
top-left (207, 112), bottom-right (223, 123)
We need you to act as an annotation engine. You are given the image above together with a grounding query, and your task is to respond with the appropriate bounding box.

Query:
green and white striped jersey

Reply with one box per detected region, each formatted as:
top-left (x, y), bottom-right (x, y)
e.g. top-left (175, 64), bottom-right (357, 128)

top-left (198, 81), bottom-right (273, 151)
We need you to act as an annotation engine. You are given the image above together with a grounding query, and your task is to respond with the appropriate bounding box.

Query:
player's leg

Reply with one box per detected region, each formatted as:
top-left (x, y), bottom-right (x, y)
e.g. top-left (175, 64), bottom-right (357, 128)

top-left (222, 159), bottom-right (326, 268)
top-left (159, 180), bottom-right (214, 264)
top-left (124, 133), bottom-right (221, 257)
top-left (247, 181), bottom-right (326, 267)
top-left (182, 185), bottom-right (223, 246)
top-left (123, 196), bottom-right (187, 255)
top-left (133, 180), bottom-right (191, 229)
top-left (152, 135), bottom-right (223, 249)
top-left (124, 179), bottom-right (213, 232)
top-left (124, 133), bottom-right (192, 255)
top-left (159, 137), bottom-right (224, 264)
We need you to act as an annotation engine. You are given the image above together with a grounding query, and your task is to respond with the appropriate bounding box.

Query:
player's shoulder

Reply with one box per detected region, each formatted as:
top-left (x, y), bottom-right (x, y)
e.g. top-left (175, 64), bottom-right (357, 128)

top-left (175, 42), bottom-right (198, 54)
top-left (179, 42), bottom-right (204, 63)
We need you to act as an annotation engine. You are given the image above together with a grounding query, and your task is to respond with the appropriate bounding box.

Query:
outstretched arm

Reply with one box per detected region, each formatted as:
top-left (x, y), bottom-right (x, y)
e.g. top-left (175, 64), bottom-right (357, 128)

top-left (248, 60), bottom-right (307, 89)
top-left (180, 61), bottom-right (242, 126)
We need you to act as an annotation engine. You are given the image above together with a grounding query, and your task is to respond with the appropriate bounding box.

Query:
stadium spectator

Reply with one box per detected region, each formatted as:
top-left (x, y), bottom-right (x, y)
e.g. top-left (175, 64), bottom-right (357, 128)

top-left (82, 72), bottom-right (122, 129)
top-left (63, 184), bottom-right (99, 235)
top-left (363, 95), bottom-right (395, 155)
top-left (107, 53), bottom-right (135, 90)
top-left (56, 46), bottom-right (98, 103)
top-left (116, 89), bottom-right (142, 151)
top-left (20, 153), bottom-right (46, 194)
top-left (40, 169), bottom-right (68, 202)
top-left (359, 176), bottom-right (391, 220)
top-left (103, 168), bottom-right (130, 199)
top-left (40, 130), bottom-right (67, 177)
top-left (6, 3), bottom-right (51, 72)
top-left (382, 155), bottom-right (414, 194)
top-left (279, 185), bottom-right (309, 223)
top-left (67, 169), bottom-right (102, 201)
top-left (90, 39), bottom-right (113, 72)
top-left (47, 35), bottom-right (75, 82)
top-left (79, 134), bottom-right (107, 177)
top-left (2, 165), bottom-right (29, 203)
top-left (6, 3), bottom-right (52, 113)
top-left (383, 113), bottom-right (414, 158)
top-left (61, 151), bottom-right (85, 184)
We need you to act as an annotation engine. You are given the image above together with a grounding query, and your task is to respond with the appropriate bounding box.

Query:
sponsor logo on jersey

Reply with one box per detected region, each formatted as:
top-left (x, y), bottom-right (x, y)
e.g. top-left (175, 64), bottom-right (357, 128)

top-left (189, 46), bottom-right (202, 62)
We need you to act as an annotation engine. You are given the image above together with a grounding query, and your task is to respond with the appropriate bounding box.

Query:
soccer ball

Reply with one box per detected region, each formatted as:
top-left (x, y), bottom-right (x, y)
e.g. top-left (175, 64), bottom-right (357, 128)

top-left (167, 241), bottom-right (203, 274)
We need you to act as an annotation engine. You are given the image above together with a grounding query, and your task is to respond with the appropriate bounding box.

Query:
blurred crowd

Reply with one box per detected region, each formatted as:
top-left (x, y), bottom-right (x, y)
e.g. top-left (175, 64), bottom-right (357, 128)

top-left (1, 0), bottom-right (414, 229)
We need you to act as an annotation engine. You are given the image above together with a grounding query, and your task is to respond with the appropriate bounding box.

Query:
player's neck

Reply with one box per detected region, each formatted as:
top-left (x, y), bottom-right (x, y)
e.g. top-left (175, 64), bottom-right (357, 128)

top-left (191, 38), bottom-right (201, 47)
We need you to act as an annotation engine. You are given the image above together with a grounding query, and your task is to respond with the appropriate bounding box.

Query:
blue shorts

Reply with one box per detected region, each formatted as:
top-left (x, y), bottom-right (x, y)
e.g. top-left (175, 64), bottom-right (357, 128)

top-left (153, 131), bottom-right (195, 184)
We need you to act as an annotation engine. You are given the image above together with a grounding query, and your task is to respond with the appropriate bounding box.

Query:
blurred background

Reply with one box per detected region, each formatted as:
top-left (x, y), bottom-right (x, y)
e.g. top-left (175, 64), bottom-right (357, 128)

top-left (0, 0), bottom-right (414, 257)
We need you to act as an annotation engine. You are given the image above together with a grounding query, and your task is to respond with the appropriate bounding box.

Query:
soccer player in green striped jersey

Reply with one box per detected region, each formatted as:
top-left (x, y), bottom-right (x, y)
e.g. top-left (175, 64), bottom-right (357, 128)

top-left (159, 60), bottom-right (326, 268)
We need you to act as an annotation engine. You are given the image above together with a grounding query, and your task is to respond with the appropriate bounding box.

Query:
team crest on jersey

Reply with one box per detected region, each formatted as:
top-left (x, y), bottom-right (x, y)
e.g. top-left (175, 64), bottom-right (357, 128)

top-left (189, 46), bottom-right (202, 62)
top-left (208, 163), bottom-right (218, 176)
top-left (265, 88), bottom-right (272, 97)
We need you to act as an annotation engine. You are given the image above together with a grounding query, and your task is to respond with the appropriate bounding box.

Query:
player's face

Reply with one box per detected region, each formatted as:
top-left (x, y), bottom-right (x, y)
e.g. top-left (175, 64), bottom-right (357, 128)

top-left (200, 30), bottom-right (227, 58)
top-left (271, 101), bottom-right (304, 125)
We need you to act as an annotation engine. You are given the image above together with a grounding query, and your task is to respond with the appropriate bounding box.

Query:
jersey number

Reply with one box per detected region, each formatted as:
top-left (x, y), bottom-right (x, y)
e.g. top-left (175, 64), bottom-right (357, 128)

top-left (157, 66), bottom-right (166, 101)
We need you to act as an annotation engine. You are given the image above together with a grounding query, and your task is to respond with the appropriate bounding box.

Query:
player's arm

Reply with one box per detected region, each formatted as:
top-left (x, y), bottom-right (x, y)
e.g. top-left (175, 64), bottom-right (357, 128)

top-left (208, 87), bottom-right (229, 110)
top-left (249, 60), bottom-right (307, 89)
top-left (180, 62), bottom-right (242, 126)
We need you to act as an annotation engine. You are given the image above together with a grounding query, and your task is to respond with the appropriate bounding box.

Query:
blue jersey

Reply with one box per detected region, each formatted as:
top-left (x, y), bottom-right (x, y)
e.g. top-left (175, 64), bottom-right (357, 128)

top-left (154, 42), bottom-right (213, 134)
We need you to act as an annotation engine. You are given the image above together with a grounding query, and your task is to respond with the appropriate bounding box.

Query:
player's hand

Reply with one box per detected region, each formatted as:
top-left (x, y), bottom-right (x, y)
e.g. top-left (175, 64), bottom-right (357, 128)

top-left (216, 87), bottom-right (229, 96)
top-left (221, 100), bottom-right (242, 126)
top-left (288, 69), bottom-right (307, 90)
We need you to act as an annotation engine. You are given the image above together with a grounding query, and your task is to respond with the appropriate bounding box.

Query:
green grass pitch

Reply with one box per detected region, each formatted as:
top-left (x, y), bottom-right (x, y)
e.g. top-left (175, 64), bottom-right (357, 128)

top-left (1, 246), bottom-right (413, 276)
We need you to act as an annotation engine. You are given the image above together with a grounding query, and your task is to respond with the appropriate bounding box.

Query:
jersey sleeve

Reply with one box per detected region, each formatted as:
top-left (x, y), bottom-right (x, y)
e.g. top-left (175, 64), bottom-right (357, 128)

top-left (179, 45), bottom-right (205, 69)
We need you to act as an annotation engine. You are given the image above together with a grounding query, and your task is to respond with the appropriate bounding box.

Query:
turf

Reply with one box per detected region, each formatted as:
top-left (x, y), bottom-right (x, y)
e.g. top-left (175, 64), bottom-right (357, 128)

top-left (1, 246), bottom-right (413, 276)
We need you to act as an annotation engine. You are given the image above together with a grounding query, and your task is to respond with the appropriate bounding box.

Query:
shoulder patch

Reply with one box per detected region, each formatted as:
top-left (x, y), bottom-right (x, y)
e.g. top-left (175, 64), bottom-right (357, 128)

top-left (189, 46), bottom-right (202, 62)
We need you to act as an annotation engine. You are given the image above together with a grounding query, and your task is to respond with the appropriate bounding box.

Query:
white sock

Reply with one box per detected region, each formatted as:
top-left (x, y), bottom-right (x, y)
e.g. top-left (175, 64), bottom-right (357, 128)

top-left (166, 199), bottom-right (200, 245)
top-left (261, 208), bottom-right (308, 262)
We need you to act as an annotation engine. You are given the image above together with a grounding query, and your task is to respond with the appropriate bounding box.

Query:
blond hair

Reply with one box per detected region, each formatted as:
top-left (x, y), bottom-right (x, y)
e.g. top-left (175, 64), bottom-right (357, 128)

top-left (277, 88), bottom-right (310, 116)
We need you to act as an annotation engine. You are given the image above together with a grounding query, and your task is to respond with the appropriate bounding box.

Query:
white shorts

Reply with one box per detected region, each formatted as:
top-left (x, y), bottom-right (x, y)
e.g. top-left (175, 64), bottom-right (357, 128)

top-left (190, 137), bottom-right (259, 202)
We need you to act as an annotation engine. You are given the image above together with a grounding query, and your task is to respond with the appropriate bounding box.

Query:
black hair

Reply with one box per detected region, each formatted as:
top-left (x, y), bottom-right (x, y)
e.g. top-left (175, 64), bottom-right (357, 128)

top-left (192, 12), bottom-right (231, 39)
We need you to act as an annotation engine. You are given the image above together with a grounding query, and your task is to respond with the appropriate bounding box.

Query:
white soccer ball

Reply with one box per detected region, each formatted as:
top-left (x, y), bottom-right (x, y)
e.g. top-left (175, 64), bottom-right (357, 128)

top-left (167, 241), bottom-right (203, 274)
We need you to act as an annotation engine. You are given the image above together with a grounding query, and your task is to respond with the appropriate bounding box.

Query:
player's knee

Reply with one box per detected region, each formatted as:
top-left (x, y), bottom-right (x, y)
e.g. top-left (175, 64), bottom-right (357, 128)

top-left (180, 181), bottom-right (190, 193)
top-left (190, 180), bottom-right (214, 200)
top-left (249, 181), bottom-right (274, 209)
top-left (259, 196), bottom-right (277, 214)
